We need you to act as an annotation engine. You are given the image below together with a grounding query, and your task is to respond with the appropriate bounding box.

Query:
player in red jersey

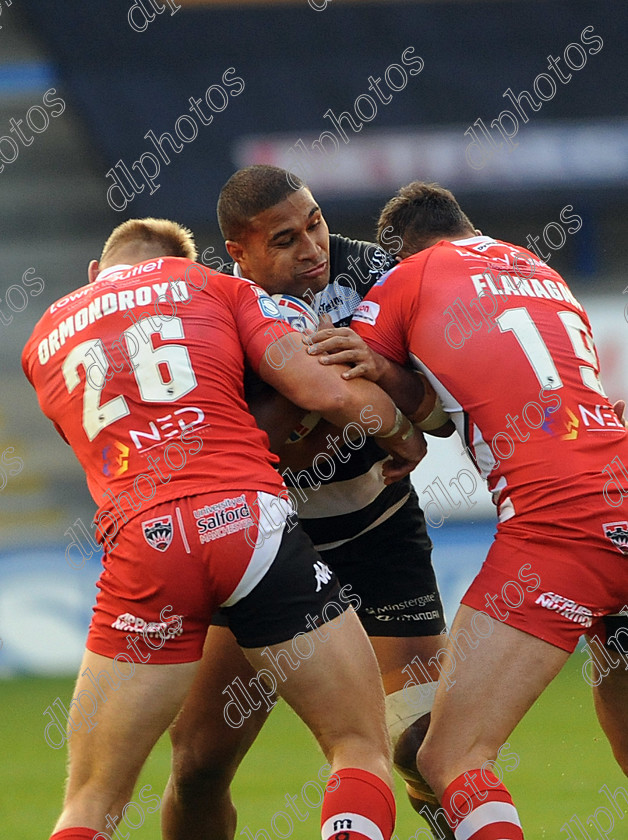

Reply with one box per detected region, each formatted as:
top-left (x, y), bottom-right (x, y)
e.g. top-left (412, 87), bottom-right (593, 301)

top-left (22, 218), bottom-right (427, 840)
top-left (341, 182), bottom-right (628, 839)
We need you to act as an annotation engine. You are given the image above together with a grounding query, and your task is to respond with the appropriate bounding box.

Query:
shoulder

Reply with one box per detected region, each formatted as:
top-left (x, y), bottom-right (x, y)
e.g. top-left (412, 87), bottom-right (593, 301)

top-left (318, 234), bottom-right (398, 325)
top-left (198, 264), bottom-right (254, 298)
top-left (329, 233), bottom-right (398, 292)
top-left (360, 248), bottom-right (442, 314)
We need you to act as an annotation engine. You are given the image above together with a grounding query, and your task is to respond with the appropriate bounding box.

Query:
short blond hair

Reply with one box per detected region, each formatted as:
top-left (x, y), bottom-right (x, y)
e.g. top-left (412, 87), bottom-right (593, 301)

top-left (100, 218), bottom-right (198, 263)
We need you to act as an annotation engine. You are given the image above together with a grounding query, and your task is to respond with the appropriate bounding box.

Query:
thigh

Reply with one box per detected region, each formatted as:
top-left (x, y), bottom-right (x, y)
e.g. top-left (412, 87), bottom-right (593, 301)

top-left (370, 635), bottom-right (445, 692)
top-left (243, 608), bottom-right (390, 779)
top-left (169, 624), bottom-right (269, 772)
top-left (222, 518), bottom-right (390, 777)
top-left (586, 615), bottom-right (628, 774)
top-left (421, 604), bottom-right (568, 793)
top-left (593, 664), bottom-right (628, 775)
top-left (64, 650), bottom-right (197, 800)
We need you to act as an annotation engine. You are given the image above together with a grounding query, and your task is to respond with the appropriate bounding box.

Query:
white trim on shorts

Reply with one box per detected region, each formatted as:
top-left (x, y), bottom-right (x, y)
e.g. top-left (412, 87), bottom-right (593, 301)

top-left (220, 492), bottom-right (293, 608)
top-left (175, 506), bottom-right (191, 554)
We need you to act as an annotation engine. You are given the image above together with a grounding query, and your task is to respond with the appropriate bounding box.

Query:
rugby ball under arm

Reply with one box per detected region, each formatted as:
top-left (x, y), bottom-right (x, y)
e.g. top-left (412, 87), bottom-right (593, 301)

top-left (271, 294), bottom-right (319, 333)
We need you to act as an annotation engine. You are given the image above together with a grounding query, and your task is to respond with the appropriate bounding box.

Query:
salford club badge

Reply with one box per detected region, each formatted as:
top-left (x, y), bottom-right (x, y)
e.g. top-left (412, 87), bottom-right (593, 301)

top-left (603, 521), bottom-right (628, 555)
top-left (142, 515), bottom-right (174, 551)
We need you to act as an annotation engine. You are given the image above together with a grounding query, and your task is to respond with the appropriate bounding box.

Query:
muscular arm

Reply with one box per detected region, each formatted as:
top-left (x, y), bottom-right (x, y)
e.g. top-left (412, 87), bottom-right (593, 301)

top-left (257, 334), bottom-right (427, 482)
top-left (374, 358), bottom-right (425, 417)
top-left (304, 321), bottom-right (424, 415)
top-left (304, 325), bottom-right (454, 436)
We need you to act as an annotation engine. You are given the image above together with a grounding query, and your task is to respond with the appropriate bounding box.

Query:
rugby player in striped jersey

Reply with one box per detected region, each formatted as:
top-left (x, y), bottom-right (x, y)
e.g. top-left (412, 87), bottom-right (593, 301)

top-left (162, 166), bottom-right (455, 840)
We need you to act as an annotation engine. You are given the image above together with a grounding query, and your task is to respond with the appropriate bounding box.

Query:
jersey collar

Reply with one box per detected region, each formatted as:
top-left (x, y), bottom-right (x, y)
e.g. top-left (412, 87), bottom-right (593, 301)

top-left (450, 234), bottom-right (497, 247)
top-left (95, 263), bottom-right (133, 282)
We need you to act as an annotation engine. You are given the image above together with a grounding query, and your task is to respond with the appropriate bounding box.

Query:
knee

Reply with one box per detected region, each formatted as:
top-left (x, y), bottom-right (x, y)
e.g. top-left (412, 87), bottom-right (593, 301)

top-left (170, 734), bottom-right (235, 799)
top-left (609, 737), bottom-right (628, 776)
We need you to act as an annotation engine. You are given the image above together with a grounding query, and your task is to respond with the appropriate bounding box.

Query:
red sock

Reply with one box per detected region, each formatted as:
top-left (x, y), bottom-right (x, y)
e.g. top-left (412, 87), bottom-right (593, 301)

top-left (441, 770), bottom-right (524, 839)
top-left (321, 767), bottom-right (395, 840)
top-left (50, 829), bottom-right (101, 840)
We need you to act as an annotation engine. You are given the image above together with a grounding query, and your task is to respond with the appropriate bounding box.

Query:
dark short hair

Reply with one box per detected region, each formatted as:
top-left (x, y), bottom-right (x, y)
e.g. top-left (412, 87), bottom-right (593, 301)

top-left (377, 181), bottom-right (475, 255)
top-left (217, 165), bottom-right (306, 241)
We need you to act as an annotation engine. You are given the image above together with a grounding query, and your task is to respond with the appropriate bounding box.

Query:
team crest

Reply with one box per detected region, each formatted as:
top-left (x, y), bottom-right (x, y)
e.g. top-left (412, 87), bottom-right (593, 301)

top-left (142, 515), bottom-right (174, 552)
top-left (603, 521), bottom-right (628, 555)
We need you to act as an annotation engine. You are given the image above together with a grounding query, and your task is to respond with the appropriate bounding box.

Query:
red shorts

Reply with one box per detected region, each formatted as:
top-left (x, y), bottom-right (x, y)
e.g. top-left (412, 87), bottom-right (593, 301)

top-left (462, 502), bottom-right (628, 653)
top-left (87, 490), bottom-right (344, 664)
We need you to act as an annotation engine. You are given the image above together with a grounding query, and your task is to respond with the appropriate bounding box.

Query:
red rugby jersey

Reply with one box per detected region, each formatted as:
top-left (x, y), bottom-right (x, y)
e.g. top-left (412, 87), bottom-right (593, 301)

top-left (352, 235), bottom-right (628, 521)
top-left (22, 258), bottom-right (292, 537)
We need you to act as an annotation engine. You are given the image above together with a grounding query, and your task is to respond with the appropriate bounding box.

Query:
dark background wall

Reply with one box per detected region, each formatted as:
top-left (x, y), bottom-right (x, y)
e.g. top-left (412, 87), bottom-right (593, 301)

top-left (22, 0), bottom-right (627, 282)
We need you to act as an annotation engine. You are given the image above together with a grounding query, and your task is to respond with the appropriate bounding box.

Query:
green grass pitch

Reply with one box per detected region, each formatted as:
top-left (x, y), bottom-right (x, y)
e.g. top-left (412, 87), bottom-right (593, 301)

top-left (1, 655), bottom-right (626, 839)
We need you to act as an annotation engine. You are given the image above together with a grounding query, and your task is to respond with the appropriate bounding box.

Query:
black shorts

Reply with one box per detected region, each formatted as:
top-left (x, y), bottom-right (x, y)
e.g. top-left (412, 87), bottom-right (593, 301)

top-left (214, 488), bottom-right (445, 639)
top-left (320, 489), bottom-right (445, 637)
top-left (601, 614), bottom-right (628, 655)
top-left (224, 518), bottom-right (348, 649)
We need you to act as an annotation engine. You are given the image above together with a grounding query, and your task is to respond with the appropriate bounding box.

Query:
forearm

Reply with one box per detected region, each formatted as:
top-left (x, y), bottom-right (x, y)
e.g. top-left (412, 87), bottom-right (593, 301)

top-left (370, 354), bottom-right (453, 436)
top-left (303, 323), bottom-right (425, 416)
top-left (258, 334), bottom-right (399, 437)
top-left (258, 335), bottom-right (426, 480)
top-left (406, 372), bottom-right (456, 437)
top-left (373, 354), bottom-right (425, 417)
top-left (319, 379), bottom-right (398, 437)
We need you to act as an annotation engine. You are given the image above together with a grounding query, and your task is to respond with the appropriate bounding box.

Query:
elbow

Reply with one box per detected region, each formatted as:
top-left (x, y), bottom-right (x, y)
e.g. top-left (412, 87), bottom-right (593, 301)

top-left (312, 383), bottom-right (354, 419)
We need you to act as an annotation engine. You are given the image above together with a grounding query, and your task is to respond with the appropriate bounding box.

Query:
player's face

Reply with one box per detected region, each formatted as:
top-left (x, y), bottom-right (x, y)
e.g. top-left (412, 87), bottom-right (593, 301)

top-left (231, 188), bottom-right (330, 298)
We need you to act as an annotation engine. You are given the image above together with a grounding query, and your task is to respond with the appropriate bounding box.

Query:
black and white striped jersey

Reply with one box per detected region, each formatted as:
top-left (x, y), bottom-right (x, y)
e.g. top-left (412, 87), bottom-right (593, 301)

top-left (231, 234), bottom-right (417, 550)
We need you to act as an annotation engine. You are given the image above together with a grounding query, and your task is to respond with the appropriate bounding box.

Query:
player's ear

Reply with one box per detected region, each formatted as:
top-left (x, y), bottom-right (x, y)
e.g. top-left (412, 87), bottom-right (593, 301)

top-left (88, 260), bottom-right (100, 284)
top-left (225, 239), bottom-right (244, 265)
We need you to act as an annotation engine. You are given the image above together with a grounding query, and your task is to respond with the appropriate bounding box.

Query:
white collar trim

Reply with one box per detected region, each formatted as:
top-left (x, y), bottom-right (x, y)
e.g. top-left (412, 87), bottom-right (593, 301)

top-left (450, 234), bottom-right (497, 246)
top-left (95, 263), bottom-right (133, 282)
